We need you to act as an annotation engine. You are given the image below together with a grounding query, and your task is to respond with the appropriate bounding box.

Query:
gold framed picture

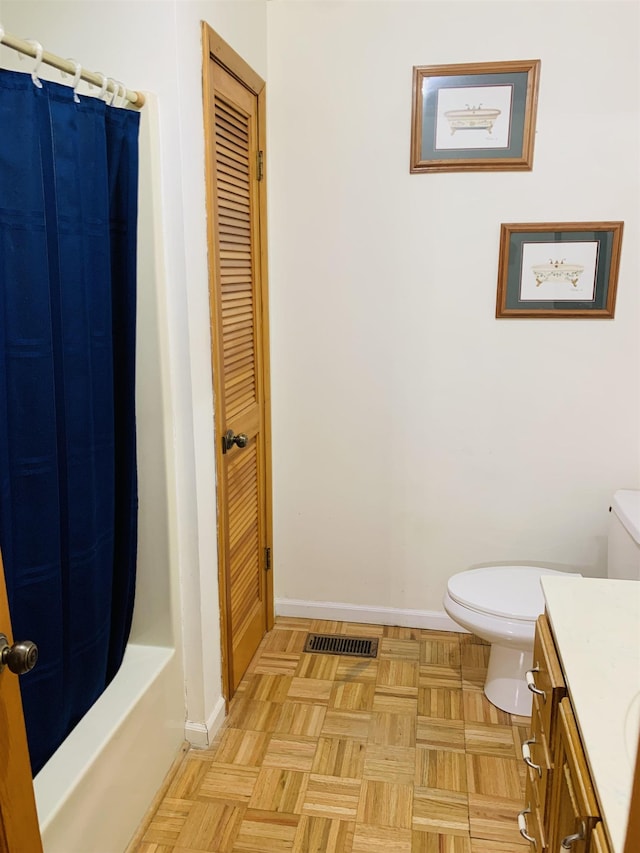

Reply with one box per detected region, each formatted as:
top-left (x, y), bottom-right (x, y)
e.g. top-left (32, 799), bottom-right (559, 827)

top-left (410, 60), bottom-right (541, 173)
top-left (495, 222), bottom-right (624, 318)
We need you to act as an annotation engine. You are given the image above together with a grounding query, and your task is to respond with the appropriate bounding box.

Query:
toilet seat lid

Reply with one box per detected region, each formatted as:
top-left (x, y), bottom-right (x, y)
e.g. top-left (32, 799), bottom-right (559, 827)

top-left (447, 566), bottom-right (570, 622)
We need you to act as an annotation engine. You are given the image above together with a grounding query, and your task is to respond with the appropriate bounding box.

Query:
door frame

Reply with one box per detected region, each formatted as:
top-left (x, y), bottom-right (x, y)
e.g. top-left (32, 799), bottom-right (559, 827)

top-left (201, 22), bottom-right (274, 702)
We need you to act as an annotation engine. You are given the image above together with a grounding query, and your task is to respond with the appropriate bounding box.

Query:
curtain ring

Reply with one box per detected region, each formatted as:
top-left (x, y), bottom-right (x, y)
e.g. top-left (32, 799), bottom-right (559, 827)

top-left (67, 59), bottom-right (82, 103)
top-left (108, 78), bottom-right (121, 106)
top-left (25, 40), bottom-right (44, 88)
top-left (112, 80), bottom-right (125, 108)
top-left (96, 72), bottom-right (109, 101)
top-left (105, 78), bottom-right (116, 105)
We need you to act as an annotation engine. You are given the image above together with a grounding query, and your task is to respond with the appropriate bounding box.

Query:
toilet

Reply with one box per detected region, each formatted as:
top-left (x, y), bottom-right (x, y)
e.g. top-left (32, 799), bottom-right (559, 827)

top-left (443, 489), bottom-right (640, 716)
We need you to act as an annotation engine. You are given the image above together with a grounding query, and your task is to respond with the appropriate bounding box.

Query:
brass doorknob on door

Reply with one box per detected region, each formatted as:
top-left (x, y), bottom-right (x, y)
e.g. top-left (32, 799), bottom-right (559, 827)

top-left (0, 633), bottom-right (38, 675)
top-left (222, 430), bottom-right (249, 453)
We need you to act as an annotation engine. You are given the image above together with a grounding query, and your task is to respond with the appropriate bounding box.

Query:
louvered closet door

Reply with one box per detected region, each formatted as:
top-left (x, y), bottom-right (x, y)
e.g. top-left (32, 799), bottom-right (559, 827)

top-left (208, 59), bottom-right (270, 695)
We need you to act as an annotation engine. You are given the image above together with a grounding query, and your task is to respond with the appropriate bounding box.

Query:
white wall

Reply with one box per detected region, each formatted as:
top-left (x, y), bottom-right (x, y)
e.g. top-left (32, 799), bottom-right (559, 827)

top-left (0, 0), bottom-right (267, 744)
top-left (2, 0), bottom-right (638, 739)
top-left (268, 1), bottom-right (640, 615)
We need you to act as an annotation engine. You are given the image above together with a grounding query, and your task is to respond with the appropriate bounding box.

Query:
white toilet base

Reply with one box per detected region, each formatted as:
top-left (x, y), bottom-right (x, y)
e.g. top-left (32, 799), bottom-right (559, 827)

top-left (483, 643), bottom-right (533, 716)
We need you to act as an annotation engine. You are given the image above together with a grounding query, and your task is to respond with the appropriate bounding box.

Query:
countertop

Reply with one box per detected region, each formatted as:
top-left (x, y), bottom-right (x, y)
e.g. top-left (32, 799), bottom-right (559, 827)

top-left (541, 575), bottom-right (640, 853)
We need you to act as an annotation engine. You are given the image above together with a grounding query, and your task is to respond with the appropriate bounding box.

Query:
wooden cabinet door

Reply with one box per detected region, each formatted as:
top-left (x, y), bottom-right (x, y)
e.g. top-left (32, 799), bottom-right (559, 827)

top-left (0, 552), bottom-right (42, 852)
top-left (532, 614), bottom-right (566, 751)
top-left (550, 699), bottom-right (600, 852)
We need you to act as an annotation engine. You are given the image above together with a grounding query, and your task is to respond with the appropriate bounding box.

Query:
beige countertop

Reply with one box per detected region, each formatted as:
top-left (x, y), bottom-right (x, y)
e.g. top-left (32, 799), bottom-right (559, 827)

top-left (541, 575), bottom-right (640, 853)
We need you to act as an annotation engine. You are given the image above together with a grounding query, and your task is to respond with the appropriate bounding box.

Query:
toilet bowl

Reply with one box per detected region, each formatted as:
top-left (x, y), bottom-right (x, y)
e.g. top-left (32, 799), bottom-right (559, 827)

top-left (443, 566), bottom-right (580, 716)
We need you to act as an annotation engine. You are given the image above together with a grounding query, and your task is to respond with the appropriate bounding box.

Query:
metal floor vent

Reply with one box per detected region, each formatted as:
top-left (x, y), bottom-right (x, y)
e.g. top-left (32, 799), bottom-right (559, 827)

top-left (304, 633), bottom-right (378, 658)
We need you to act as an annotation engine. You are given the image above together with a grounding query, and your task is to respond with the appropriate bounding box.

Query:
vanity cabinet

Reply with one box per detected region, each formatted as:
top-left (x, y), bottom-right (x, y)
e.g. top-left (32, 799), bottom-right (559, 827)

top-left (519, 614), bottom-right (612, 853)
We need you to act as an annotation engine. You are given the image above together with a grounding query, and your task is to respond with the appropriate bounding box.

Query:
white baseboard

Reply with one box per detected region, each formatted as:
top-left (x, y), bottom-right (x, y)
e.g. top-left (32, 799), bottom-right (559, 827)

top-left (185, 695), bottom-right (227, 748)
top-left (275, 597), bottom-right (468, 633)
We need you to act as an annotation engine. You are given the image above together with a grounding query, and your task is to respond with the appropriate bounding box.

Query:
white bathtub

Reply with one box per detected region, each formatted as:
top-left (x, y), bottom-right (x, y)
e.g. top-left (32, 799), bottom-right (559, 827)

top-left (34, 644), bottom-right (184, 852)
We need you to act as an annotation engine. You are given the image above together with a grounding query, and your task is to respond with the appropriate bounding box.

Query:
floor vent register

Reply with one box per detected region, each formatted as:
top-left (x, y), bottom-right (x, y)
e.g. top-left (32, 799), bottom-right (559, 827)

top-left (304, 633), bottom-right (379, 658)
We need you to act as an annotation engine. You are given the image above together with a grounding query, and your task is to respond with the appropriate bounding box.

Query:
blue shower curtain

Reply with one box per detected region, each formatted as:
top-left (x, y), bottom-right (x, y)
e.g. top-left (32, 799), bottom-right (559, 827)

top-left (0, 69), bottom-right (140, 775)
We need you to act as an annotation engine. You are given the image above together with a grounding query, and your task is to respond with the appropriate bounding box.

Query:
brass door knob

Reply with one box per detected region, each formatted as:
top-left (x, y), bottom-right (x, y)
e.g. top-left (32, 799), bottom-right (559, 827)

top-left (0, 633), bottom-right (38, 675)
top-left (222, 430), bottom-right (249, 453)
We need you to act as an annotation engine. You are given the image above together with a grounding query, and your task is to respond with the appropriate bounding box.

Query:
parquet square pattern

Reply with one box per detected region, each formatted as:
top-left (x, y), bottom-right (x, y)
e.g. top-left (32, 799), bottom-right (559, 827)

top-left (131, 618), bottom-right (528, 852)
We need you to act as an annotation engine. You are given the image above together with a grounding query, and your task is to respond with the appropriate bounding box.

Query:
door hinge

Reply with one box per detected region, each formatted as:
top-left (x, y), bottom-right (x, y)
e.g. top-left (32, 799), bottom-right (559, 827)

top-left (265, 546), bottom-right (271, 571)
top-left (257, 150), bottom-right (264, 182)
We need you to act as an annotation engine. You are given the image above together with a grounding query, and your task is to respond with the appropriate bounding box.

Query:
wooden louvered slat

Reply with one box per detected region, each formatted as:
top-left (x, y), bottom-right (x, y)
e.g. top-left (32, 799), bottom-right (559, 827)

top-left (217, 166), bottom-right (249, 186)
top-left (230, 553), bottom-right (259, 597)
top-left (217, 171), bottom-right (250, 194)
top-left (225, 308), bottom-right (253, 322)
top-left (220, 225), bottom-right (250, 237)
top-left (220, 249), bottom-right (250, 260)
top-left (216, 127), bottom-right (248, 152)
top-left (219, 191), bottom-right (249, 205)
top-left (223, 333), bottom-right (253, 350)
top-left (215, 97), bottom-right (249, 123)
top-left (229, 529), bottom-right (258, 575)
top-left (218, 150), bottom-right (250, 172)
top-left (219, 226), bottom-right (251, 240)
top-left (219, 281), bottom-right (253, 292)
top-left (220, 219), bottom-right (250, 231)
top-left (216, 120), bottom-right (249, 143)
top-left (217, 184), bottom-right (250, 203)
top-left (222, 306), bottom-right (253, 323)
top-left (219, 213), bottom-right (251, 228)
top-left (221, 294), bottom-right (252, 308)
top-left (225, 357), bottom-right (254, 376)
top-left (221, 270), bottom-right (251, 279)
top-left (228, 478), bottom-right (257, 513)
top-left (227, 496), bottom-right (256, 528)
top-left (220, 242), bottom-right (251, 254)
top-left (227, 477), bottom-right (257, 511)
top-left (221, 282), bottom-right (251, 293)
top-left (225, 357), bottom-right (254, 377)
top-left (223, 332), bottom-right (254, 350)
top-left (222, 307), bottom-right (253, 324)
top-left (221, 271), bottom-right (251, 281)
top-left (227, 513), bottom-right (257, 552)
top-left (224, 363), bottom-right (254, 387)
top-left (227, 441), bottom-right (260, 632)
top-left (229, 536), bottom-right (259, 578)
top-left (216, 117), bottom-right (249, 145)
top-left (217, 150), bottom-right (249, 170)
top-left (216, 184), bottom-right (251, 201)
top-left (228, 506), bottom-right (257, 547)
top-left (225, 356), bottom-right (254, 376)
top-left (226, 366), bottom-right (255, 387)
top-left (223, 324), bottom-right (253, 341)
top-left (227, 399), bottom-right (255, 422)
top-left (231, 563), bottom-right (260, 632)
top-left (226, 389), bottom-right (256, 415)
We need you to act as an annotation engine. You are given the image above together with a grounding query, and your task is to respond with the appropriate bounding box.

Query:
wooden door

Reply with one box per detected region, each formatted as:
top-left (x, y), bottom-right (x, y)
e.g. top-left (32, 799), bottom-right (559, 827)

top-left (0, 553), bottom-right (42, 852)
top-left (202, 24), bottom-right (273, 698)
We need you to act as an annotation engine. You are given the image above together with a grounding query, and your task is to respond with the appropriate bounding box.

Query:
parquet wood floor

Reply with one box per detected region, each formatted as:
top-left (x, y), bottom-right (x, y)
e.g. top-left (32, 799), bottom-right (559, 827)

top-left (130, 618), bottom-right (528, 852)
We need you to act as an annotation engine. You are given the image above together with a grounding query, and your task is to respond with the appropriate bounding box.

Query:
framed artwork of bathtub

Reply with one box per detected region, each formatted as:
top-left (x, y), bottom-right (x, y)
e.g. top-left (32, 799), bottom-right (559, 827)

top-left (495, 222), bottom-right (624, 318)
top-left (410, 60), bottom-right (540, 173)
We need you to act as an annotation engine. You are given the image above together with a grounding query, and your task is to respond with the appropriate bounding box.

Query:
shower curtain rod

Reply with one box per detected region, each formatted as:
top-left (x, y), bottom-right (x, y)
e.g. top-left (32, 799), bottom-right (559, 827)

top-left (0, 25), bottom-right (145, 109)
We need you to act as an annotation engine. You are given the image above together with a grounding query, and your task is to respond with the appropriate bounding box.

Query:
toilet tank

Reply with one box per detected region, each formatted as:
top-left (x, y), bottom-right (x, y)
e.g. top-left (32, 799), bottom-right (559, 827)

top-left (608, 489), bottom-right (640, 579)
